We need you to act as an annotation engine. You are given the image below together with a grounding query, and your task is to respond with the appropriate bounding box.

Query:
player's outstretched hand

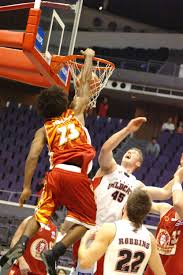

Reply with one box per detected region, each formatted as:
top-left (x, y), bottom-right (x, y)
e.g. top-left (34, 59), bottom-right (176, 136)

top-left (174, 166), bottom-right (183, 182)
top-left (126, 117), bottom-right (147, 133)
top-left (81, 48), bottom-right (95, 57)
top-left (19, 187), bottom-right (32, 207)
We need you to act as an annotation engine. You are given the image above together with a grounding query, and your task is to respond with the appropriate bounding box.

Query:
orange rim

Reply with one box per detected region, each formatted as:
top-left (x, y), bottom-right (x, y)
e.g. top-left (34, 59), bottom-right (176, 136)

top-left (56, 55), bottom-right (115, 71)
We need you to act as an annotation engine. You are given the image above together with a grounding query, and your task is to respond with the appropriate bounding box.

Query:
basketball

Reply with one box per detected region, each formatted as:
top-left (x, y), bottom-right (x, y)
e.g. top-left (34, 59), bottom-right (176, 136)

top-left (76, 71), bottom-right (101, 96)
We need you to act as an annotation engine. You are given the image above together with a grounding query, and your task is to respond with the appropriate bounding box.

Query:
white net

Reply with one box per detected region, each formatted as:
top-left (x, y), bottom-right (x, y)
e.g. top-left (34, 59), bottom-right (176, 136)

top-left (65, 57), bottom-right (115, 109)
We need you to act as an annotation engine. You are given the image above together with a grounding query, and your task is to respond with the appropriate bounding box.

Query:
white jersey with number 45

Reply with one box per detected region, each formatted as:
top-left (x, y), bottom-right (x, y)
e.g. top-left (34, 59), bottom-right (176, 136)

top-left (104, 219), bottom-right (151, 275)
top-left (93, 165), bottom-right (142, 226)
top-left (69, 166), bottom-right (143, 275)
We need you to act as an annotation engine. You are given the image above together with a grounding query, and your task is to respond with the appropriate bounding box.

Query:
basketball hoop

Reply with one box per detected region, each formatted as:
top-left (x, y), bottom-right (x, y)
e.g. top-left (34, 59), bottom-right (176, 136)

top-left (52, 55), bottom-right (115, 108)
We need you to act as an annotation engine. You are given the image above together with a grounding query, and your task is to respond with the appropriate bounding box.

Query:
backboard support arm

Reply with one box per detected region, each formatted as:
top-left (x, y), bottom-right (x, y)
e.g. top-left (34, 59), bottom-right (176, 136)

top-left (34, 0), bottom-right (41, 9)
top-left (68, 0), bottom-right (83, 55)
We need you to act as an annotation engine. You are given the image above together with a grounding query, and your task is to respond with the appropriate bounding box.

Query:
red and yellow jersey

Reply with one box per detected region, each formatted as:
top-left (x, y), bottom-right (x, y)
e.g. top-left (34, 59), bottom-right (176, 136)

top-left (44, 109), bottom-right (96, 173)
top-left (9, 220), bottom-right (57, 275)
top-left (145, 207), bottom-right (183, 275)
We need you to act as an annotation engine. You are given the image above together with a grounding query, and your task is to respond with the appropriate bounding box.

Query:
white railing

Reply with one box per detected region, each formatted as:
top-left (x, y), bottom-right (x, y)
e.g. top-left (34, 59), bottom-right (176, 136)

top-left (0, 189), bottom-right (38, 202)
top-left (0, 190), bottom-right (158, 231)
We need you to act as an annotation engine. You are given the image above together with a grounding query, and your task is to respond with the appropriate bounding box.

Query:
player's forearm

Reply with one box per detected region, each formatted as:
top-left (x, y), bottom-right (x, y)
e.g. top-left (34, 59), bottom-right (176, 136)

top-left (152, 257), bottom-right (166, 275)
top-left (23, 157), bottom-right (39, 189)
top-left (11, 236), bottom-right (20, 248)
top-left (148, 235), bottom-right (166, 275)
top-left (79, 55), bottom-right (93, 98)
top-left (161, 178), bottom-right (175, 199)
top-left (81, 55), bottom-right (93, 82)
top-left (78, 242), bottom-right (93, 269)
top-left (101, 126), bottom-right (130, 153)
top-left (149, 176), bottom-right (182, 201)
top-left (148, 177), bottom-right (174, 200)
top-left (146, 183), bottom-right (171, 200)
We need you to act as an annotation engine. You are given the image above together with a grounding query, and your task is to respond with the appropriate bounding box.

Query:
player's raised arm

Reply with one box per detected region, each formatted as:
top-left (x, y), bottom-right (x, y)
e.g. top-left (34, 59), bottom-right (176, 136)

top-left (148, 167), bottom-right (183, 218)
top-left (147, 233), bottom-right (166, 275)
top-left (144, 180), bottom-right (173, 200)
top-left (19, 127), bottom-right (46, 207)
top-left (71, 48), bottom-right (95, 125)
top-left (98, 117), bottom-right (147, 173)
top-left (145, 153), bottom-right (183, 200)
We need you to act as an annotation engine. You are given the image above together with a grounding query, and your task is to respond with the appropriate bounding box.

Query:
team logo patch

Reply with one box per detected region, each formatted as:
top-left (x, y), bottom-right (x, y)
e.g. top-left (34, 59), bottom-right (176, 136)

top-left (157, 229), bottom-right (170, 247)
top-left (30, 238), bottom-right (48, 261)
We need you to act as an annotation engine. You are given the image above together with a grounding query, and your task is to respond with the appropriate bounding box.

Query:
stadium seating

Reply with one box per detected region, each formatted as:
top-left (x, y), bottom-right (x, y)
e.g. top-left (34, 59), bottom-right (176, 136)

top-left (0, 101), bottom-right (182, 200)
top-left (0, 102), bottom-right (128, 203)
top-left (0, 101), bottom-right (182, 243)
top-left (1, 100), bottom-right (183, 269)
top-left (75, 46), bottom-right (172, 74)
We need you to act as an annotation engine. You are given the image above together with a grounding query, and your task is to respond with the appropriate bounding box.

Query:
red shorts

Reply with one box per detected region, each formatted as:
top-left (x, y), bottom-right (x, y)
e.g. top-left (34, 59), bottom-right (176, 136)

top-left (35, 168), bottom-right (96, 227)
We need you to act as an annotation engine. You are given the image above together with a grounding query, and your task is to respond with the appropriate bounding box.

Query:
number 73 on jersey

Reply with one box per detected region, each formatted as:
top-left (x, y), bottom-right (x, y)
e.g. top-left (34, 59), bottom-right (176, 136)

top-left (57, 123), bottom-right (80, 146)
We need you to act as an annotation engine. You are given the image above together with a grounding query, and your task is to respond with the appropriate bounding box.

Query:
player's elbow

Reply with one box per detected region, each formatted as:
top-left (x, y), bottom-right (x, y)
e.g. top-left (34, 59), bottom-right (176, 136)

top-left (98, 149), bottom-right (104, 163)
top-left (100, 142), bottom-right (110, 153)
top-left (98, 146), bottom-right (109, 162)
top-left (98, 151), bottom-right (108, 169)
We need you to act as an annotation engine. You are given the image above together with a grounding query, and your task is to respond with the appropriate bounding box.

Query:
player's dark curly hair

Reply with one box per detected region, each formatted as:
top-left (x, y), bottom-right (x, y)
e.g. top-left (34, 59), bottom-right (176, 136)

top-left (36, 86), bottom-right (69, 119)
top-left (127, 188), bottom-right (152, 232)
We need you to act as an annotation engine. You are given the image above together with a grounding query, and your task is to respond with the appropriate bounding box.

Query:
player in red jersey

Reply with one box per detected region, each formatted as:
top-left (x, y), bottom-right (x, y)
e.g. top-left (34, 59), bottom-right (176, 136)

top-left (7, 216), bottom-right (57, 275)
top-left (0, 48), bottom-right (97, 275)
top-left (145, 165), bottom-right (183, 275)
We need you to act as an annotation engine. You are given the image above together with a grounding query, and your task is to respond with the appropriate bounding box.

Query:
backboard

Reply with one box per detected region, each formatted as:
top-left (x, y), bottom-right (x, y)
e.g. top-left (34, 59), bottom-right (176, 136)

top-left (0, 0), bottom-right (83, 89)
top-left (35, 0), bottom-right (83, 87)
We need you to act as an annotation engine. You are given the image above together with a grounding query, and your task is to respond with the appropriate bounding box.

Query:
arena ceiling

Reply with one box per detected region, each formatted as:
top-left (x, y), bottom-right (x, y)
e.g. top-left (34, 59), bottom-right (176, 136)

top-left (84, 0), bottom-right (183, 31)
top-left (0, 0), bottom-right (182, 31)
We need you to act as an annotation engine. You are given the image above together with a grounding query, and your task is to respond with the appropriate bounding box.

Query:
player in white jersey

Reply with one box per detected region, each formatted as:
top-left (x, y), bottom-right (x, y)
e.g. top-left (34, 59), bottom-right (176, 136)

top-left (69, 117), bottom-right (180, 275)
top-left (78, 188), bottom-right (165, 275)
top-left (93, 164), bottom-right (142, 226)
top-left (94, 116), bottom-right (179, 225)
